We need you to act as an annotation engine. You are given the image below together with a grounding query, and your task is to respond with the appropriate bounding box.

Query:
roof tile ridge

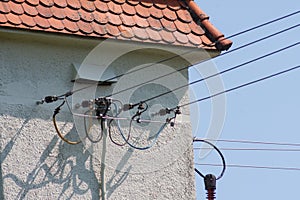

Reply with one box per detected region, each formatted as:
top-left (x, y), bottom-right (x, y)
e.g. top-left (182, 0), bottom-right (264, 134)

top-left (185, 0), bottom-right (232, 51)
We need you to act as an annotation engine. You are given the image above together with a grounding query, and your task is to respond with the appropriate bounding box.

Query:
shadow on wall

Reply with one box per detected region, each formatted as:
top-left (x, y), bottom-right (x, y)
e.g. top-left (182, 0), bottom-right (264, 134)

top-left (0, 118), bottom-right (130, 199)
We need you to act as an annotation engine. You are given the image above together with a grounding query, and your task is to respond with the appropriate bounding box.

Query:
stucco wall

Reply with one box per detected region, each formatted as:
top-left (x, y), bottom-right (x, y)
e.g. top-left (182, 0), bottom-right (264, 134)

top-left (0, 30), bottom-right (198, 199)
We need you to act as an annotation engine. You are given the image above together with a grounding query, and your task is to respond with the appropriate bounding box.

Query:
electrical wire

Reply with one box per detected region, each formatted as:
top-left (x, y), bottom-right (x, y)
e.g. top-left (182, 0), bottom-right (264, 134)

top-left (136, 41), bottom-right (300, 104)
top-left (195, 163), bottom-right (300, 172)
top-left (37, 11), bottom-right (299, 103)
top-left (194, 138), bottom-right (226, 180)
top-left (52, 100), bottom-right (82, 145)
top-left (194, 147), bottom-right (300, 152)
top-left (225, 10), bottom-right (300, 39)
top-left (178, 64), bottom-right (300, 109)
top-left (106, 26), bottom-right (300, 100)
top-left (201, 138), bottom-right (300, 147)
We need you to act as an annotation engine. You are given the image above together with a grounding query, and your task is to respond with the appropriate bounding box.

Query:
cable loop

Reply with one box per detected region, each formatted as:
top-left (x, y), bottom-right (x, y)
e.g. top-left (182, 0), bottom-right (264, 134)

top-left (52, 100), bottom-right (82, 145)
top-left (193, 138), bottom-right (226, 180)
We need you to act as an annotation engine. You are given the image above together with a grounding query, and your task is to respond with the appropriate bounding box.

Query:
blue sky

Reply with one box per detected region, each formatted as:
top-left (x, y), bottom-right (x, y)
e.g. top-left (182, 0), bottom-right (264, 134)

top-left (190, 0), bottom-right (300, 199)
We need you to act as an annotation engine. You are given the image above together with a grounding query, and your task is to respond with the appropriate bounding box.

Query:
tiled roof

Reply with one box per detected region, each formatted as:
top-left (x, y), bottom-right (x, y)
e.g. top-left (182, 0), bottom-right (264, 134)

top-left (0, 0), bottom-right (232, 51)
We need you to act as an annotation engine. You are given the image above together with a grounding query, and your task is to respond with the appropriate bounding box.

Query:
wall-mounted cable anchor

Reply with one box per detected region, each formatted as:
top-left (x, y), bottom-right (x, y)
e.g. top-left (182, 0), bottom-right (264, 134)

top-left (36, 91), bottom-right (73, 105)
top-left (166, 107), bottom-right (181, 127)
top-left (193, 138), bottom-right (226, 200)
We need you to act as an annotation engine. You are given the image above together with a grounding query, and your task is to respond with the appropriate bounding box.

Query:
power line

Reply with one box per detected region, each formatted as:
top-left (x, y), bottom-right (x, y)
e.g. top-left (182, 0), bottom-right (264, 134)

top-left (194, 147), bottom-right (300, 152)
top-left (40, 12), bottom-right (299, 101)
top-left (202, 138), bottom-right (300, 147)
top-left (102, 10), bottom-right (299, 85)
top-left (178, 64), bottom-right (300, 108)
top-left (107, 27), bottom-right (300, 99)
top-left (60, 11), bottom-right (300, 99)
top-left (225, 10), bottom-right (300, 39)
top-left (195, 163), bottom-right (300, 172)
top-left (140, 41), bottom-right (300, 104)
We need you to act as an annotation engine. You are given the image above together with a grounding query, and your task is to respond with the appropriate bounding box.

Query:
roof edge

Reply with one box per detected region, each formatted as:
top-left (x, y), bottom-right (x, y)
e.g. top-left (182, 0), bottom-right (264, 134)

top-left (185, 0), bottom-right (233, 51)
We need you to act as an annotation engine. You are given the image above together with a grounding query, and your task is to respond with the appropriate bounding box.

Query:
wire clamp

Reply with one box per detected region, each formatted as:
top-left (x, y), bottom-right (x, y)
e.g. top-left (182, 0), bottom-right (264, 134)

top-left (166, 107), bottom-right (181, 127)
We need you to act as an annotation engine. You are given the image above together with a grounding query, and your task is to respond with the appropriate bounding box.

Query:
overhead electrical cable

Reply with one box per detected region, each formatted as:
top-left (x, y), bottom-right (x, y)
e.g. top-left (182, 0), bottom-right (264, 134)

top-left (106, 27), bottom-right (300, 99)
top-left (195, 163), bottom-right (300, 172)
top-left (38, 12), bottom-right (299, 102)
top-left (136, 41), bottom-right (300, 104)
top-left (225, 10), bottom-right (300, 39)
top-left (194, 147), bottom-right (300, 152)
top-left (102, 10), bottom-right (299, 85)
top-left (202, 138), bottom-right (300, 147)
top-left (177, 64), bottom-right (300, 109)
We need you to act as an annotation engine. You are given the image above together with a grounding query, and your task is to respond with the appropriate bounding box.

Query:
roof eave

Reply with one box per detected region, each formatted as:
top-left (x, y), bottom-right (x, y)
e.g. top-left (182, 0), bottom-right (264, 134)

top-left (185, 0), bottom-right (233, 51)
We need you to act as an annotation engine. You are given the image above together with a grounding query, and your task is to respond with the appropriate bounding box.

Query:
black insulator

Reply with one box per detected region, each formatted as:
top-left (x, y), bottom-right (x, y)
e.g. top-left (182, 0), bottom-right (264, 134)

top-left (81, 100), bottom-right (90, 107)
top-left (170, 121), bottom-right (175, 127)
top-left (44, 96), bottom-right (58, 103)
top-left (204, 174), bottom-right (216, 190)
top-left (123, 103), bottom-right (134, 111)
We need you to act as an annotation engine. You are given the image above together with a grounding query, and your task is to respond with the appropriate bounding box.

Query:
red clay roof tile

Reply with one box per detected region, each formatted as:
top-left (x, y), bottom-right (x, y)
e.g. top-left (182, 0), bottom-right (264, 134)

top-left (105, 23), bottom-right (120, 36)
top-left (153, 0), bottom-right (167, 9)
top-left (6, 12), bottom-right (22, 25)
top-left (162, 8), bottom-right (177, 21)
top-left (187, 33), bottom-right (202, 46)
top-left (92, 21), bottom-right (106, 35)
top-left (94, 1), bottom-right (108, 12)
top-left (53, 0), bottom-right (67, 8)
top-left (93, 11), bottom-right (108, 24)
top-left (132, 26), bottom-right (149, 40)
top-left (160, 29), bottom-right (175, 43)
top-left (160, 18), bottom-right (176, 32)
top-left (0, 2), bottom-right (10, 14)
top-left (120, 13), bottom-right (135, 27)
top-left (34, 15), bottom-right (50, 28)
top-left (78, 9), bottom-right (93, 22)
top-left (113, 0), bottom-right (126, 4)
top-left (173, 31), bottom-right (189, 44)
top-left (140, 0), bottom-right (153, 8)
top-left (189, 22), bottom-right (205, 35)
top-left (13, 0), bottom-right (25, 3)
top-left (50, 6), bottom-right (65, 19)
top-left (66, 0), bottom-right (81, 10)
top-left (174, 19), bottom-right (191, 34)
top-left (80, 1), bottom-right (95, 12)
top-left (65, 7), bottom-right (80, 21)
top-left (62, 18), bottom-right (79, 32)
top-left (40, 0), bottom-right (54, 7)
top-left (0, 0), bottom-right (232, 51)
top-left (119, 25), bottom-right (134, 38)
top-left (21, 14), bottom-right (36, 27)
top-left (8, 1), bottom-right (24, 15)
top-left (176, 9), bottom-right (193, 23)
top-left (146, 27), bottom-right (162, 41)
top-left (107, 1), bottom-right (122, 15)
top-left (0, 14), bottom-right (7, 24)
top-left (135, 4), bottom-right (150, 18)
top-left (22, 3), bottom-right (38, 16)
top-left (121, 3), bottom-right (136, 16)
top-left (149, 6), bottom-right (163, 19)
top-left (77, 20), bottom-right (93, 34)
top-left (127, 0), bottom-right (139, 6)
top-left (133, 15), bottom-right (149, 28)
top-left (36, 4), bottom-right (52, 18)
top-left (107, 13), bottom-right (122, 26)
top-left (48, 17), bottom-right (64, 30)
top-left (167, 1), bottom-right (181, 11)
top-left (147, 17), bottom-right (162, 30)
top-left (26, 0), bottom-right (39, 6)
